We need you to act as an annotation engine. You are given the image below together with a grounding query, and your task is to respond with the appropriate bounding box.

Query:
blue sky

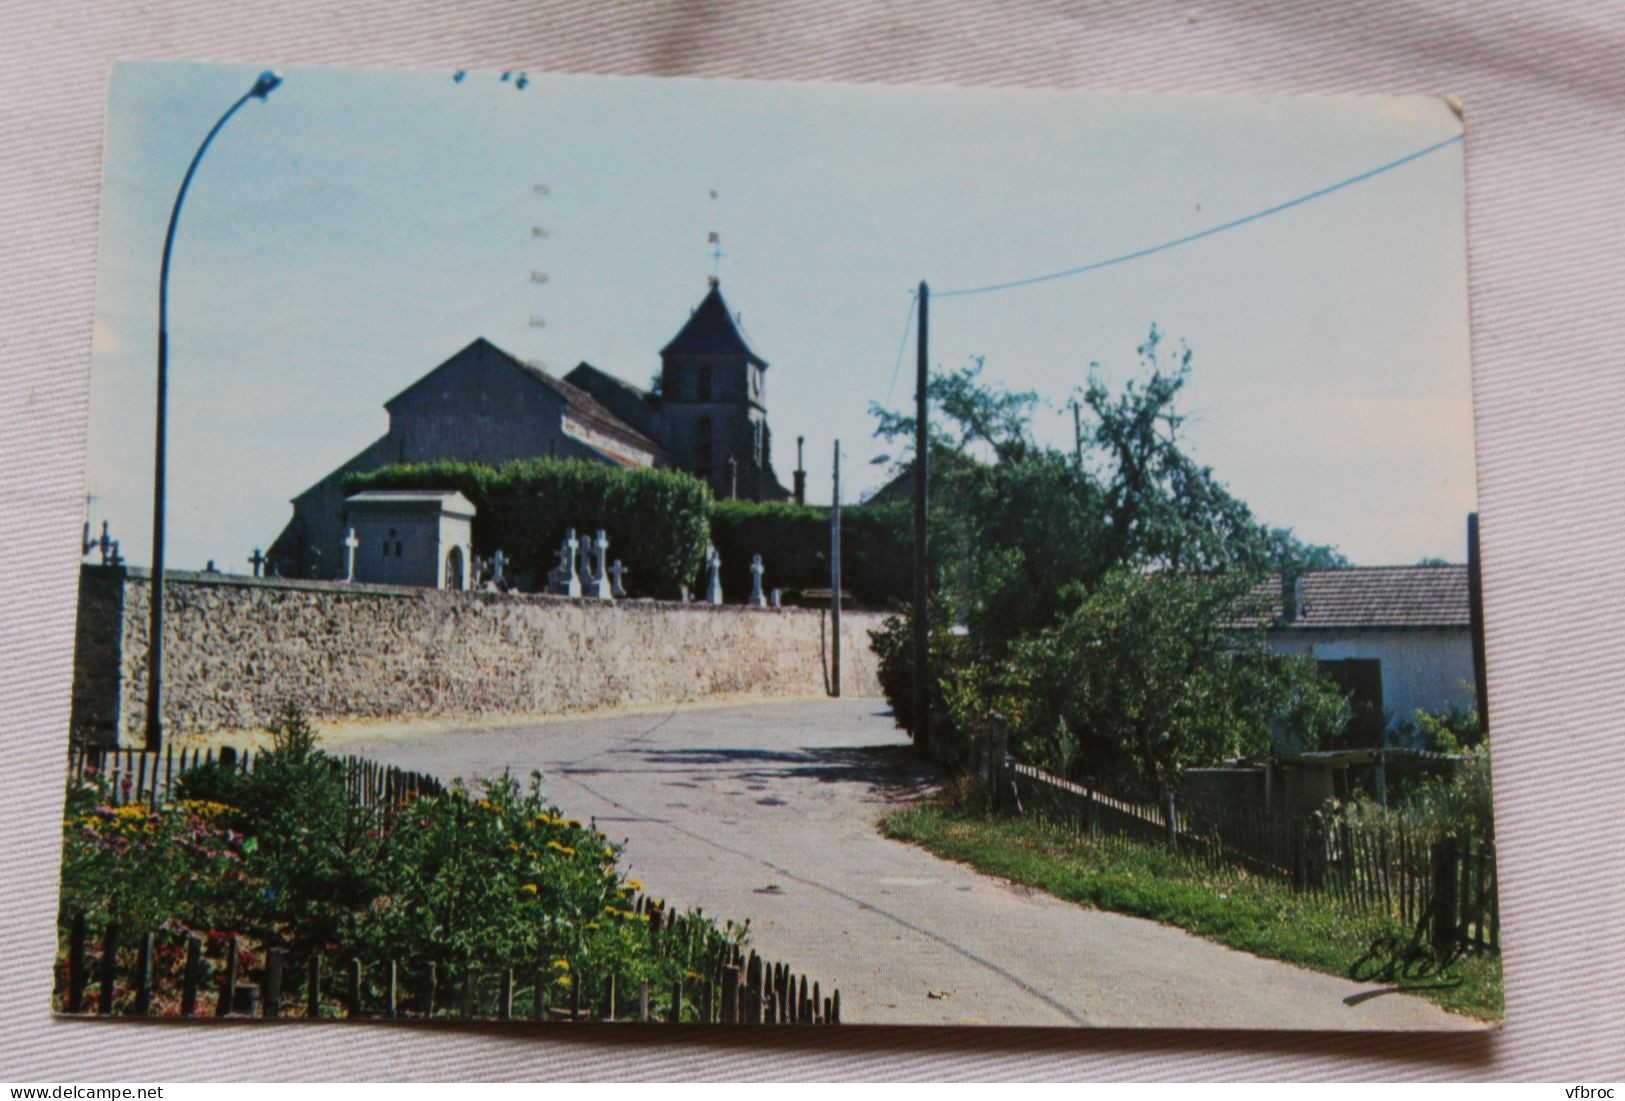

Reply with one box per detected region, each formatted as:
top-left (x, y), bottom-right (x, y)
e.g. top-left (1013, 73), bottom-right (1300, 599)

top-left (85, 62), bottom-right (1472, 572)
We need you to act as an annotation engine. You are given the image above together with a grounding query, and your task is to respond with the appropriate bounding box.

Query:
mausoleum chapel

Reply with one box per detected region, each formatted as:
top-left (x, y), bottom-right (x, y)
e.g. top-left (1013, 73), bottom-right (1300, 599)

top-left (268, 283), bottom-right (791, 581)
top-left (342, 490), bottom-right (476, 590)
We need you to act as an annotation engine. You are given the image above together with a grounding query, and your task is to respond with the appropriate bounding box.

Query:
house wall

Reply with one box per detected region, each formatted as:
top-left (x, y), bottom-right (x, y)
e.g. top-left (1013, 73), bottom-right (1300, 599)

top-left (70, 566), bottom-right (884, 747)
top-left (1267, 628), bottom-right (1477, 731)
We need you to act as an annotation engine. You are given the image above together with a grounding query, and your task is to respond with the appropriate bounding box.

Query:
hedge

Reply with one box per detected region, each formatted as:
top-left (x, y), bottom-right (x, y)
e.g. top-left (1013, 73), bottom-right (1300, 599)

top-left (345, 459), bottom-right (710, 599)
top-left (708, 498), bottom-right (912, 609)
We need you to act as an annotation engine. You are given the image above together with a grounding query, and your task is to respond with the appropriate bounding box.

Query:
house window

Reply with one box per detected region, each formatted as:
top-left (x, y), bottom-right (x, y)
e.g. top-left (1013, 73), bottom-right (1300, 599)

top-left (698, 364), bottom-right (712, 401)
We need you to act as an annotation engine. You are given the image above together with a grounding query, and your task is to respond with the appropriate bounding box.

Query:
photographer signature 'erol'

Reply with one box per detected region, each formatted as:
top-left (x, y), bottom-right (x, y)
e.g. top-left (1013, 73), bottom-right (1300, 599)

top-left (1348, 899), bottom-right (1471, 990)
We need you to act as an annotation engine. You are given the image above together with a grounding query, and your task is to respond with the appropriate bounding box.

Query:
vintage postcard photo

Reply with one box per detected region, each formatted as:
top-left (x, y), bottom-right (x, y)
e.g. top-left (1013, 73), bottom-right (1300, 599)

top-left (59, 62), bottom-right (1493, 1029)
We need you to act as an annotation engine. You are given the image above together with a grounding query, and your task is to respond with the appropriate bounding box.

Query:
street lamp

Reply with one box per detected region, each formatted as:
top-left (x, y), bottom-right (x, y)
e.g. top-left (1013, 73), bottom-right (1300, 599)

top-left (146, 70), bottom-right (281, 751)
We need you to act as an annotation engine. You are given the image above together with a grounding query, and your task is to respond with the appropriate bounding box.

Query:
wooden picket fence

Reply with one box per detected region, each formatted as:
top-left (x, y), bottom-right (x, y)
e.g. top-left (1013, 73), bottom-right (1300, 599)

top-left (56, 903), bottom-right (840, 1025)
top-left (992, 752), bottom-right (1499, 956)
top-left (67, 743), bottom-right (444, 811)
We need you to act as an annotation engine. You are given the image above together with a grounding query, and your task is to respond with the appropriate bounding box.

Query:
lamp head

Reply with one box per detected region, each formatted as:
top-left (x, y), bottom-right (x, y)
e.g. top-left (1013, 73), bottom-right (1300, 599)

top-left (249, 70), bottom-right (283, 100)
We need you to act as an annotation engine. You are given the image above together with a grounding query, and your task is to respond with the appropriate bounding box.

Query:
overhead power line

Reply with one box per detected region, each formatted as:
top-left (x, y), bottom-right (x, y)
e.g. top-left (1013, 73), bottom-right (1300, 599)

top-left (935, 132), bottom-right (1464, 299)
top-left (882, 289), bottom-right (920, 409)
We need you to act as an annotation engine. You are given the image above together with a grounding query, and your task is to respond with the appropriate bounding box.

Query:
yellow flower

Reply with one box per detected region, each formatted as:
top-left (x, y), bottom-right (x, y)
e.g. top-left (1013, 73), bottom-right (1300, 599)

top-left (586, 922), bottom-right (601, 931)
top-left (551, 959), bottom-right (570, 971)
top-left (555, 974), bottom-right (572, 988)
top-left (507, 842), bottom-right (519, 851)
top-left (603, 846), bottom-right (615, 858)
top-left (567, 819), bottom-right (581, 829)
top-left (627, 879), bottom-right (643, 891)
top-left (521, 883), bottom-right (539, 894)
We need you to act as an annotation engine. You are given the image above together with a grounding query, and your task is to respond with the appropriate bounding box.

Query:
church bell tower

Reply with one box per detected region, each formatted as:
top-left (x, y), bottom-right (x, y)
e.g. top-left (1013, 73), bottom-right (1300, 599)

top-left (659, 282), bottom-right (785, 501)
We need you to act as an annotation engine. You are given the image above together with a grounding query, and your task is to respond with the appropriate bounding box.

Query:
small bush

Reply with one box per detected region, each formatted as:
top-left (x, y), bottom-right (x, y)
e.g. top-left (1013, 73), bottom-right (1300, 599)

top-left (868, 597), bottom-right (970, 750)
top-left (708, 498), bottom-right (913, 608)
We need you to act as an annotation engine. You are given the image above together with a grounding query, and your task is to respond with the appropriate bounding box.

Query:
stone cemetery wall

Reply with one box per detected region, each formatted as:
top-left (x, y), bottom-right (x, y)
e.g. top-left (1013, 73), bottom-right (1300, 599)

top-left (71, 566), bottom-right (887, 747)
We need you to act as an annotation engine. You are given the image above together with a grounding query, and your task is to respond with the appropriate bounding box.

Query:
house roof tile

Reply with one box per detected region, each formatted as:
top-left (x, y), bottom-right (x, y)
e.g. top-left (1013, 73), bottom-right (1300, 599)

top-left (1246, 565), bottom-right (1470, 629)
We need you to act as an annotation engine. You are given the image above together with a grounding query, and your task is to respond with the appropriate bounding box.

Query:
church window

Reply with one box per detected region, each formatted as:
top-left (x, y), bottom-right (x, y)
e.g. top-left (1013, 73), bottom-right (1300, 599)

top-left (754, 420), bottom-right (763, 464)
top-left (696, 416), bottom-right (713, 468)
top-left (698, 364), bottom-right (712, 401)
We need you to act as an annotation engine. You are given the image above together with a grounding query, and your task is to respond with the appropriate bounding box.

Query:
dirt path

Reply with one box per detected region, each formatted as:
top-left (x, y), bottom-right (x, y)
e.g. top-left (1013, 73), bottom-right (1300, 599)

top-left (343, 697), bottom-right (1483, 1030)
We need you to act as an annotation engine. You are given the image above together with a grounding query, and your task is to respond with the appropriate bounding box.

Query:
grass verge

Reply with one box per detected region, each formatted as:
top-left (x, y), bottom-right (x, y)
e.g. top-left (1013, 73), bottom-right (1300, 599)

top-left (883, 802), bottom-right (1502, 1021)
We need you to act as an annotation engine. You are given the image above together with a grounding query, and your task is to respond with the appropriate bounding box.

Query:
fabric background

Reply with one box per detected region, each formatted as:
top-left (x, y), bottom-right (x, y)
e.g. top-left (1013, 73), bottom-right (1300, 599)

top-left (2, 0), bottom-right (1622, 1081)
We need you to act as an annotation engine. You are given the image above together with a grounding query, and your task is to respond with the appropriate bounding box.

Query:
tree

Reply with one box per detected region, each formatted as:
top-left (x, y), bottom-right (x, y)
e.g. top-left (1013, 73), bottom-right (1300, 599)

top-left (867, 326), bottom-right (1351, 790)
top-left (998, 569), bottom-right (1347, 795)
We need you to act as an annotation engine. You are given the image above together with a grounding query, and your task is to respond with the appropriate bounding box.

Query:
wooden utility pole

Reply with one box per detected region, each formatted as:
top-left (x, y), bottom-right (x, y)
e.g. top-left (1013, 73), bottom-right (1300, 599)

top-left (831, 439), bottom-right (842, 697)
top-left (913, 281), bottom-right (931, 753)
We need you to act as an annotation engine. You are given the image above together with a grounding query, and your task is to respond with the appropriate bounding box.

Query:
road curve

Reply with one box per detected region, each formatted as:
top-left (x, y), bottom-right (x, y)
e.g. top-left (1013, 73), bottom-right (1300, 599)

top-left (343, 697), bottom-right (1484, 1030)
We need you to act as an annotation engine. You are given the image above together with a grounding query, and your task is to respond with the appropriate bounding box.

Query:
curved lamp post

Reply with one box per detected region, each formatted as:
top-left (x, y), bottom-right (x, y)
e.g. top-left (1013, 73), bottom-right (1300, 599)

top-left (146, 70), bottom-right (281, 751)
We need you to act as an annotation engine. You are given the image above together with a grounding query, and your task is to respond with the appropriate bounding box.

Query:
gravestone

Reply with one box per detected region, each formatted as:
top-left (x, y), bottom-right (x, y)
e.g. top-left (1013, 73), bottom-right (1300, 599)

top-left (248, 548), bottom-right (267, 578)
top-left (579, 532), bottom-right (597, 582)
top-left (491, 549), bottom-right (508, 590)
top-left (547, 531), bottom-right (585, 597)
top-left (590, 530), bottom-right (613, 600)
top-left (706, 544), bottom-right (723, 606)
top-left (747, 554), bottom-right (767, 608)
top-left (340, 528), bottom-right (360, 583)
top-left (609, 559), bottom-right (629, 599)
top-left (564, 530), bottom-right (584, 597)
top-left (771, 588), bottom-right (782, 609)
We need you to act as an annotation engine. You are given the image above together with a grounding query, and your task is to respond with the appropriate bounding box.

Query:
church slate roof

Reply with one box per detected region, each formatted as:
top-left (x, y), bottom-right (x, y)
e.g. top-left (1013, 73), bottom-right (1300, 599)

top-left (1245, 565), bottom-right (1469, 630)
top-left (659, 283), bottom-right (768, 368)
top-left (389, 338), bottom-right (668, 461)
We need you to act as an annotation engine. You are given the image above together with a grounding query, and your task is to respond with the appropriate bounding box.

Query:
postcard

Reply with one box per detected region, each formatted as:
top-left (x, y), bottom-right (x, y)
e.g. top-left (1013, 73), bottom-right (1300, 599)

top-left (59, 61), bottom-right (1492, 1030)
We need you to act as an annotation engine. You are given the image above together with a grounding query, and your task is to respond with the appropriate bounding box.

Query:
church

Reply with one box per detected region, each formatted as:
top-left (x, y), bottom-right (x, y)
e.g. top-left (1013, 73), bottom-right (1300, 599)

top-left (268, 282), bottom-right (792, 580)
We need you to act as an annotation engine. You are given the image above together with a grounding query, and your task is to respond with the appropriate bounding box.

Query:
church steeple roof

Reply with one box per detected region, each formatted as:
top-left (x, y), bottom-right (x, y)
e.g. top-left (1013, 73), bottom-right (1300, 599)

top-left (659, 283), bottom-right (768, 369)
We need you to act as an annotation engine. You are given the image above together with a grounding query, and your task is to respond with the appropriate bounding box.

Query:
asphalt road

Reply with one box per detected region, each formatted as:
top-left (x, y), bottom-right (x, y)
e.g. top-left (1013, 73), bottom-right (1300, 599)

top-left (341, 697), bottom-right (1483, 1030)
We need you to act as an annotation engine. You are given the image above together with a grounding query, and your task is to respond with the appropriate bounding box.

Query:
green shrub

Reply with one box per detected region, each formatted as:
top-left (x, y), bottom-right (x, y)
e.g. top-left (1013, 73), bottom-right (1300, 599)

top-left (708, 498), bottom-right (913, 608)
top-left (868, 597), bottom-right (971, 749)
top-left (346, 458), bottom-right (711, 599)
top-left (1403, 704), bottom-right (1485, 754)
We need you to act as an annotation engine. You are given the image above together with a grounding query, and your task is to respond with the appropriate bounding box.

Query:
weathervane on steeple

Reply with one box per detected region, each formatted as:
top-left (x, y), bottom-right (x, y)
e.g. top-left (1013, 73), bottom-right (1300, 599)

top-left (707, 232), bottom-right (726, 286)
top-left (707, 188), bottom-right (725, 287)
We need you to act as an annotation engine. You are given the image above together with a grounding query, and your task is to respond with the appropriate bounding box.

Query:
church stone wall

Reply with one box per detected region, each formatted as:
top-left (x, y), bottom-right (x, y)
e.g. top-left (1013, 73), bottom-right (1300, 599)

top-left (71, 565), bottom-right (885, 747)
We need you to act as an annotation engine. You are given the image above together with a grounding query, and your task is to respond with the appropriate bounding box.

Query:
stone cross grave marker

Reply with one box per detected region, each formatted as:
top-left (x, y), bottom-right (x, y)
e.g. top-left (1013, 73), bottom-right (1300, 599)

top-left (609, 559), bottom-right (629, 599)
top-left (491, 549), bottom-right (508, 589)
top-left (590, 530), bottom-right (613, 600)
top-left (341, 529), bottom-right (360, 583)
top-left (248, 548), bottom-right (266, 578)
top-left (548, 535), bottom-right (572, 593)
top-left (747, 554), bottom-right (767, 608)
top-left (579, 531), bottom-right (597, 581)
top-left (565, 529), bottom-right (583, 597)
top-left (706, 543), bottom-right (723, 605)
top-left (771, 588), bottom-right (782, 609)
